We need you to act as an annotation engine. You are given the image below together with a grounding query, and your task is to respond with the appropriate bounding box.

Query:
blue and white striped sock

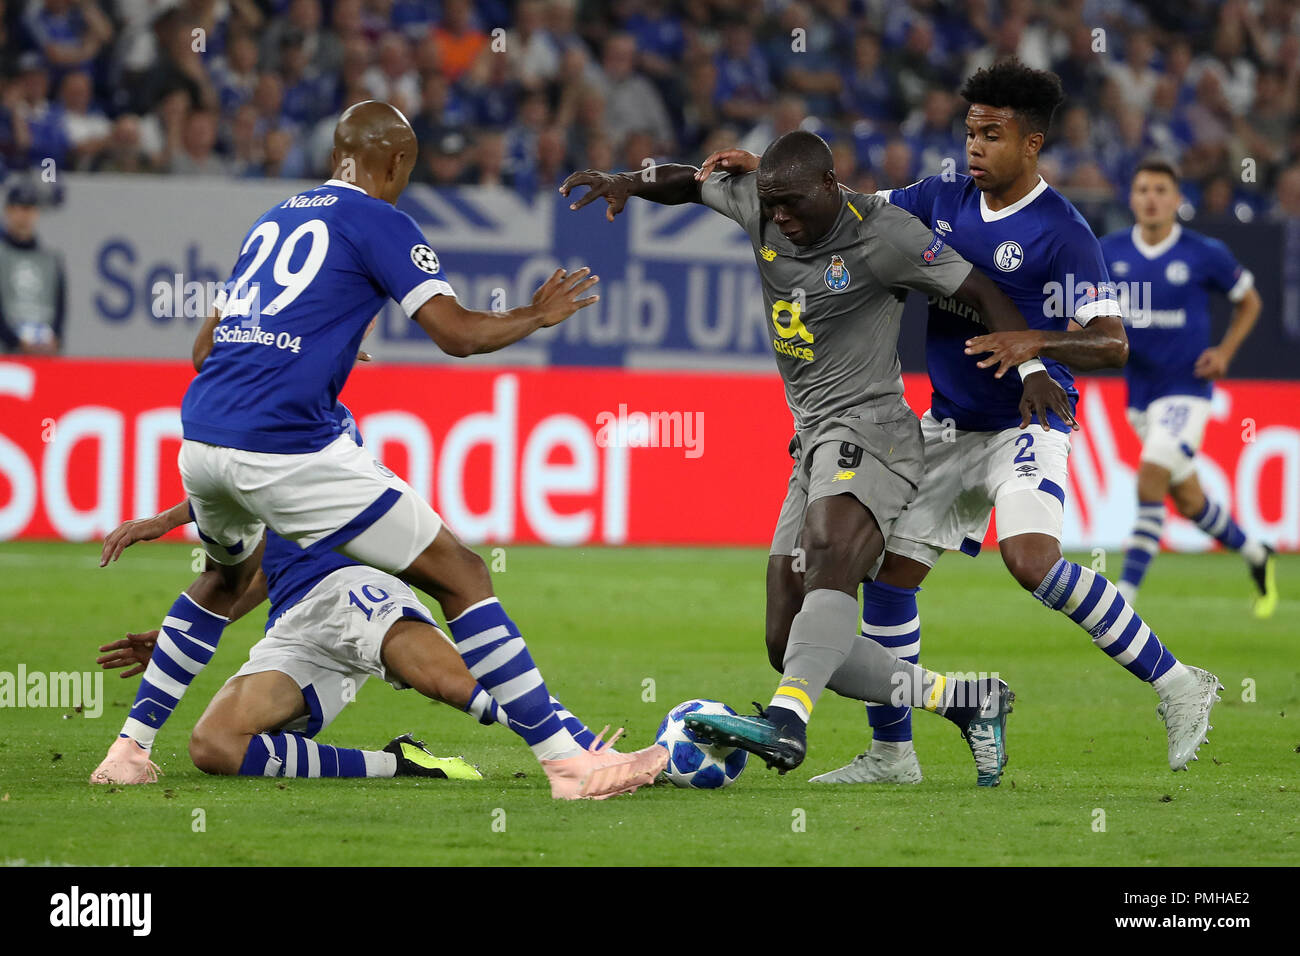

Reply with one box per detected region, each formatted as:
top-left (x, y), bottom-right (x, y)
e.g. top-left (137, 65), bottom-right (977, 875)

top-left (239, 731), bottom-right (393, 778)
top-left (1120, 500), bottom-right (1165, 593)
top-left (548, 695), bottom-right (597, 749)
top-left (861, 581), bottom-right (920, 745)
top-left (1034, 558), bottom-right (1186, 687)
top-left (446, 598), bottom-right (578, 761)
top-left (120, 593), bottom-right (227, 750)
top-left (465, 686), bottom-right (596, 749)
top-left (1194, 497), bottom-right (1258, 556)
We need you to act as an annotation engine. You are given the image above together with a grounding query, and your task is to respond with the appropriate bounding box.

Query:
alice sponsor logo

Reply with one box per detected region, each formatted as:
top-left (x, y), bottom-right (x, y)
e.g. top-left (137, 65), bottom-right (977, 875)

top-left (49, 886), bottom-right (151, 936)
top-left (0, 666), bottom-right (102, 717)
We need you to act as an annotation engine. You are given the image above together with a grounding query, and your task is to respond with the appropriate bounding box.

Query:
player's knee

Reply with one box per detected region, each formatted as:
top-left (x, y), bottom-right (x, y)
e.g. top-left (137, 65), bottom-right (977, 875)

top-left (798, 533), bottom-right (860, 590)
top-left (1170, 483), bottom-right (1202, 519)
top-left (764, 626), bottom-right (788, 672)
top-left (1001, 542), bottom-right (1059, 592)
top-left (188, 722), bottom-right (243, 775)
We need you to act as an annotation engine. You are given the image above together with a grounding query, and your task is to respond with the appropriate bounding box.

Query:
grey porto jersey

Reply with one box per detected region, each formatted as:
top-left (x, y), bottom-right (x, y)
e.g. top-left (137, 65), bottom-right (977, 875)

top-left (701, 170), bottom-right (973, 431)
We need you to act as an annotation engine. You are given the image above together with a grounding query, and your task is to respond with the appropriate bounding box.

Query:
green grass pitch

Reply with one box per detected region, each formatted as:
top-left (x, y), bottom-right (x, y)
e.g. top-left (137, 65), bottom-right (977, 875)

top-left (0, 541), bottom-right (1295, 866)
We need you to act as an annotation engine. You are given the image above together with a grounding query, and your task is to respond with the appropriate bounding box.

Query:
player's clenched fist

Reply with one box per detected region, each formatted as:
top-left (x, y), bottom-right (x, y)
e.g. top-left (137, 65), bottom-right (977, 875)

top-left (559, 170), bottom-right (636, 221)
top-left (531, 266), bottom-right (600, 327)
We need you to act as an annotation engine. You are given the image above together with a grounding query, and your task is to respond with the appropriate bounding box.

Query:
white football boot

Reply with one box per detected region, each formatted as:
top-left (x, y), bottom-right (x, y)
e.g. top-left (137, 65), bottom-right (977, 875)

top-left (1157, 666), bottom-right (1223, 771)
top-left (809, 745), bottom-right (923, 784)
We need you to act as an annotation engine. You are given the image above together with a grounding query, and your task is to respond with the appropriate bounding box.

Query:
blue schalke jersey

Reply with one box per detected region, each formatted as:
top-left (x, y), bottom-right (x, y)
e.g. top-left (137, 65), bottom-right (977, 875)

top-left (259, 403), bottom-right (363, 629)
top-left (881, 175), bottom-right (1121, 432)
top-left (1099, 224), bottom-right (1252, 411)
top-left (181, 180), bottom-right (456, 453)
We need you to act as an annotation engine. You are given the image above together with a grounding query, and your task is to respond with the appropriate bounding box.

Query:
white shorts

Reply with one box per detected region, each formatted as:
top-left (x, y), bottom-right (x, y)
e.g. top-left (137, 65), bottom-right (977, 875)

top-left (1126, 395), bottom-right (1211, 485)
top-left (231, 565), bottom-right (446, 736)
top-left (179, 433), bottom-right (442, 573)
top-left (888, 411), bottom-right (1071, 567)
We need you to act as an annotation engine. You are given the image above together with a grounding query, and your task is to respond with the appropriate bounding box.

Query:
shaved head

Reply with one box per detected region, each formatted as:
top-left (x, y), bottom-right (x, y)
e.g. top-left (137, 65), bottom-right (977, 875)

top-left (755, 129), bottom-right (840, 246)
top-left (758, 130), bottom-right (834, 188)
top-left (331, 100), bottom-right (418, 203)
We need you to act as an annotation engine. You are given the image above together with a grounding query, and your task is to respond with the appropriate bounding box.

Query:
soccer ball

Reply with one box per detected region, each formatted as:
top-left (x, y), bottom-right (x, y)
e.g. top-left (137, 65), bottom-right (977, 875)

top-left (654, 699), bottom-right (748, 789)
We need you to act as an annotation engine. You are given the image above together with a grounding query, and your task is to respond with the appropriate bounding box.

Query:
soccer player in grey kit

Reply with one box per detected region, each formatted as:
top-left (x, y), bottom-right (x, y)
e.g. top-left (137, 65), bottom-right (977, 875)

top-left (561, 131), bottom-right (1073, 784)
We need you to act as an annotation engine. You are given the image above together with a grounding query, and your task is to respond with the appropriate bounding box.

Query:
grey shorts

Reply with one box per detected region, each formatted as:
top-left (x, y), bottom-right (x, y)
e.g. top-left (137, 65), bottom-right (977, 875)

top-left (770, 412), bottom-right (925, 557)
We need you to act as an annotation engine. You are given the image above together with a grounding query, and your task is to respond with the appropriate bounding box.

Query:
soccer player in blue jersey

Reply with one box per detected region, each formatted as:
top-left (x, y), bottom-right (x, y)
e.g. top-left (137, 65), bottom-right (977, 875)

top-left (89, 100), bottom-right (666, 799)
top-left (810, 62), bottom-right (1223, 783)
top-left (1100, 158), bottom-right (1276, 617)
top-left (94, 403), bottom-right (620, 782)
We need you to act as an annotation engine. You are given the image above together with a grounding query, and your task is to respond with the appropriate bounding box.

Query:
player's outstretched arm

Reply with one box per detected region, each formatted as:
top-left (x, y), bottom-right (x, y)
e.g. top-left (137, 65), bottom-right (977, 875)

top-left (100, 499), bottom-right (193, 566)
top-left (559, 164), bottom-right (708, 220)
top-left (1195, 285), bottom-right (1261, 379)
top-left (948, 271), bottom-right (1078, 429)
top-left (413, 267), bottom-right (599, 357)
top-left (966, 313), bottom-right (1129, 373)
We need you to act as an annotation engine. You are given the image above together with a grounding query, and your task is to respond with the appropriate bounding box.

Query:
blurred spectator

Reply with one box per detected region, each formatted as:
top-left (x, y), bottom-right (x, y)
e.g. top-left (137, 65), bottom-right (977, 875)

top-left (58, 69), bottom-right (111, 170)
top-left (261, 0), bottom-right (342, 76)
top-left (602, 32), bottom-right (674, 153)
top-left (210, 31), bottom-right (260, 113)
top-left (431, 0), bottom-right (488, 83)
top-left (841, 29), bottom-right (897, 124)
top-left (1105, 31), bottom-right (1159, 111)
top-left (170, 107), bottom-right (229, 174)
top-left (0, 184), bottom-right (65, 355)
top-left (509, 0), bottom-right (561, 89)
top-left (22, 0), bottom-right (114, 89)
top-left (765, 2), bottom-right (842, 118)
top-left (901, 89), bottom-right (963, 177)
top-left (1270, 163), bottom-right (1300, 219)
top-left (713, 18), bottom-right (772, 127)
top-left (891, 18), bottom-right (948, 115)
top-left (740, 94), bottom-right (812, 155)
top-left (1050, 24), bottom-right (1104, 106)
top-left (11, 56), bottom-right (68, 170)
top-left (363, 32), bottom-right (421, 118)
top-left (415, 128), bottom-right (471, 185)
top-left (279, 32), bottom-right (335, 126)
top-left (878, 138), bottom-right (916, 189)
top-left (91, 113), bottom-right (153, 172)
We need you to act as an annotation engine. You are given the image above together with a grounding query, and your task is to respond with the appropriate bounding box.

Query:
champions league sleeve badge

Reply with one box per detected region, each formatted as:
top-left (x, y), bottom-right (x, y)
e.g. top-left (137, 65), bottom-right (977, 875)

top-left (824, 254), bottom-right (851, 291)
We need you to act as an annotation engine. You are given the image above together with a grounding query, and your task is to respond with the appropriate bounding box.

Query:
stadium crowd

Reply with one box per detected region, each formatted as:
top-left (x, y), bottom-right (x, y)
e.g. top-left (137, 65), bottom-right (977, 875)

top-left (1, 0), bottom-right (1300, 229)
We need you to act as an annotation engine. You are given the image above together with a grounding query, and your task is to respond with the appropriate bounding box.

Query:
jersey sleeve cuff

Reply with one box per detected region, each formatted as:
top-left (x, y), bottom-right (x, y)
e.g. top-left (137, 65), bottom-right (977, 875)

top-left (1227, 269), bottom-right (1255, 303)
top-left (401, 279), bottom-right (456, 318)
top-left (1074, 297), bottom-right (1122, 327)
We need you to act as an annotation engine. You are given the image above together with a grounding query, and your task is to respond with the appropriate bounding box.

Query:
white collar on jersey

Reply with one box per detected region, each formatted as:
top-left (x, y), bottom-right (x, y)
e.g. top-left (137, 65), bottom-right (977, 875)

top-left (323, 178), bottom-right (368, 194)
top-left (979, 175), bottom-right (1049, 222)
top-left (1131, 222), bottom-right (1182, 259)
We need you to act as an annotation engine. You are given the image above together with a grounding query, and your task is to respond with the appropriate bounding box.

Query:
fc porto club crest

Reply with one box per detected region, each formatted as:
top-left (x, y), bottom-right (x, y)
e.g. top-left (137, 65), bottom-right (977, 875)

top-left (824, 254), bottom-right (850, 291)
top-left (994, 241), bottom-right (1024, 272)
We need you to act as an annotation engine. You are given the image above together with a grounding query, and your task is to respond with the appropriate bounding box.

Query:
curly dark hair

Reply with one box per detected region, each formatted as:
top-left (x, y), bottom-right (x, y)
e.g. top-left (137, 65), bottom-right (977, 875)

top-left (960, 59), bottom-right (1066, 137)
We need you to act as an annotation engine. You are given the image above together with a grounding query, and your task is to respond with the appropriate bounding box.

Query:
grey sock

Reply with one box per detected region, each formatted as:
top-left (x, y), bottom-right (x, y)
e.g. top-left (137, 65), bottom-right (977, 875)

top-left (773, 589), bottom-right (860, 721)
top-left (827, 635), bottom-right (950, 712)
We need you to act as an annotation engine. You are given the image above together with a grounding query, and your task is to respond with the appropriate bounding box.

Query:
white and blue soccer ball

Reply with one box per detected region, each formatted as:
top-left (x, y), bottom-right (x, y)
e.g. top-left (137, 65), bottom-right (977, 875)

top-left (654, 699), bottom-right (748, 789)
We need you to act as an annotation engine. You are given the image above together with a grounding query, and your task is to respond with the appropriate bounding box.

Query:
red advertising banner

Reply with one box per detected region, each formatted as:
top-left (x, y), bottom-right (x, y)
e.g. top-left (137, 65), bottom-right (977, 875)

top-left (1, 359), bottom-right (1296, 550)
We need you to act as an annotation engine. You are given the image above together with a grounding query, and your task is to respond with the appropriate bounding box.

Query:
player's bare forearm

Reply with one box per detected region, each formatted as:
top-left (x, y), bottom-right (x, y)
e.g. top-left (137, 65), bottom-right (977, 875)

top-left (1220, 287), bottom-right (1261, 359)
top-left (100, 499), bottom-right (194, 566)
top-left (953, 269), bottom-right (1029, 334)
top-left (414, 268), bottom-right (599, 356)
top-left (193, 307), bottom-right (221, 371)
top-left (559, 165), bottom-right (702, 221)
top-left (1034, 314), bottom-right (1129, 370)
top-left (966, 314), bottom-right (1128, 374)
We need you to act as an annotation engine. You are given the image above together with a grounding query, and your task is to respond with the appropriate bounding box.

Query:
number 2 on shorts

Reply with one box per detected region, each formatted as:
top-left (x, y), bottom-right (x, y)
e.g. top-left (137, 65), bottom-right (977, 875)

top-left (1013, 433), bottom-right (1036, 464)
